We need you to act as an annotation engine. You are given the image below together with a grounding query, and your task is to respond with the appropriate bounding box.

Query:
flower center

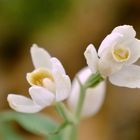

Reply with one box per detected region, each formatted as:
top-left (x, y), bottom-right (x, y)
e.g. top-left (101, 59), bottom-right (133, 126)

top-left (112, 47), bottom-right (130, 62)
top-left (26, 68), bottom-right (55, 92)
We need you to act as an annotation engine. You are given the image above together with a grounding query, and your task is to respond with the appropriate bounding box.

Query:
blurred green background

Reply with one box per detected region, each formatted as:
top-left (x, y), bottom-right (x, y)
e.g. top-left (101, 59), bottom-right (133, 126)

top-left (0, 0), bottom-right (140, 140)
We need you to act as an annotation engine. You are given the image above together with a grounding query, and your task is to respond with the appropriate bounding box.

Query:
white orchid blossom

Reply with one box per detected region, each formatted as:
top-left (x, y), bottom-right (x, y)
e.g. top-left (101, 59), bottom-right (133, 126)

top-left (7, 44), bottom-right (71, 113)
top-left (67, 67), bottom-right (106, 118)
top-left (84, 25), bottom-right (140, 88)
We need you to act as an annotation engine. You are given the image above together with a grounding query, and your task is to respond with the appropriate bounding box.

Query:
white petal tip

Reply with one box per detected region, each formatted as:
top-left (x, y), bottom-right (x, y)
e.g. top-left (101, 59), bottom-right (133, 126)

top-left (84, 44), bottom-right (98, 73)
top-left (112, 25), bottom-right (136, 38)
top-left (7, 94), bottom-right (42, 113)
top-left (84, 44), bottom-right (95, 54)
top-left (30, 44), bottom-right (52, 69)
top-left (87, 44), bottom-right (95, 48)
top-left (31, 44), bottom-right (39, 51)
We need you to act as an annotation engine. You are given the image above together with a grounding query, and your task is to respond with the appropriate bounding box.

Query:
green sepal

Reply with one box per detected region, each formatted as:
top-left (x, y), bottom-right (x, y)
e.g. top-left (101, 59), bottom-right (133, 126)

top-left (85, 72), bottom-right (104, 88)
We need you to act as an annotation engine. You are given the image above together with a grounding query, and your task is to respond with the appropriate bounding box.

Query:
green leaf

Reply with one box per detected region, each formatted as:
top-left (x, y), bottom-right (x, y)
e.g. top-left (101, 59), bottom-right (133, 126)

top-left (0, 111), bottom-right (62, 139)
top-left (0, 122), bottom-right (24, 140)
top-left (48, 133), bottom-right (62, 140)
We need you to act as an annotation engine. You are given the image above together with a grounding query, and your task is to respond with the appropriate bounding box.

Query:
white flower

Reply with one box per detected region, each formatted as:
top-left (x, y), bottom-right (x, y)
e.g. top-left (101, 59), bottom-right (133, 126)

top-left (84, 25), bottom-right (140, 88)
top-left (7, 44), bottom-right (71, 113)
top-left (67, 67), bottom-right (106, 118)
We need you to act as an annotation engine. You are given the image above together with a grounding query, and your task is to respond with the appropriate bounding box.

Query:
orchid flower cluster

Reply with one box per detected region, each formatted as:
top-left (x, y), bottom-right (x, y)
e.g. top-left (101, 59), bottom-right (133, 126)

top-left (7, 25), bottom-right (140, 140)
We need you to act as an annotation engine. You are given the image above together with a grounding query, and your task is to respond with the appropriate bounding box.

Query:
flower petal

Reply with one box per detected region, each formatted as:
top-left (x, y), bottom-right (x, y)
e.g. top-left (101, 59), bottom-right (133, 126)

top-left (7, 94), bottom-right (42, 113)
top-left (109, 65), bottom-right (140, 88)
top-left (98, 48), bottom-right (123, 77)
top-left (123, 39), bottom-right (140, 64)
top-left (30, 44), bottom-right (52, 69)
top-left (67, 67), bottom-right (91, 115)
top-left (98, 32), bottom-right (123, 57)
top-left (29, 86), bottom-right (55, 107)
top-left (51, 57), bottom-right (66, 74)
top-left (53, 70), bottom-right (71, 102)
top-left (112, 25), bottom-right (136, 39)
top-left (67, 67), bottom-right (106, 118)
top-left (82, 81), bottom-right (106, 117)
top-left (84, 44), bottom-right (98, 74)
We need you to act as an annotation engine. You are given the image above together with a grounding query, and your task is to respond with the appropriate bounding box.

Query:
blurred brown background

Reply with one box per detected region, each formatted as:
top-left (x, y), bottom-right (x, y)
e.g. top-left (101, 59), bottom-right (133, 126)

top-left (0, 0), bottom-right (140, 140)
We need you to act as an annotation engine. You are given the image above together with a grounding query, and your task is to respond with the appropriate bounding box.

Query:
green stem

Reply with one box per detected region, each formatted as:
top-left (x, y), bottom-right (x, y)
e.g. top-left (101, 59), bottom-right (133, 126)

top-left (55, 102), bottom-right (69, 121)
top-left (75, 77), bottom-right (86, 120)
top-left (62, 124), bottom-right (77, 140)
top-left (56, 72), bottom-right (103, 140)
top-left (85, 72), bottom-right (104, 88)
top-left (75, 72), bottom-right (103, 120)
top-left (55, 102), bottom-right (78, 140)
top-left (56, 102), bottom-right (77, 124)
top-left (61, 78), bottom-right (86, 140)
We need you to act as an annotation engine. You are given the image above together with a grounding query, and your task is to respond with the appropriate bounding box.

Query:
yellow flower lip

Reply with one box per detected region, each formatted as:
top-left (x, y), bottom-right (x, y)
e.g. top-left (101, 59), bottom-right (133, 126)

top-left (112, 46), bottom-right (130, 62)
top-left (26, 68), bottom-right (54, 87)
